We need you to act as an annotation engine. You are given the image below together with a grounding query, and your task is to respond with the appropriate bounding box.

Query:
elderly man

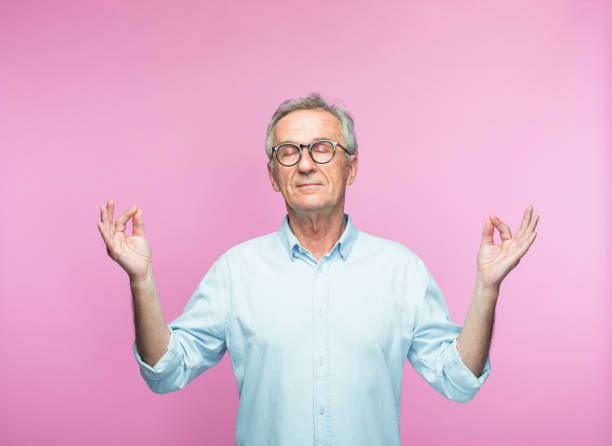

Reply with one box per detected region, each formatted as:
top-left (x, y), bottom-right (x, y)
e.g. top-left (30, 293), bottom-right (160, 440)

top-left (97, 93), bottom-right (539, 445)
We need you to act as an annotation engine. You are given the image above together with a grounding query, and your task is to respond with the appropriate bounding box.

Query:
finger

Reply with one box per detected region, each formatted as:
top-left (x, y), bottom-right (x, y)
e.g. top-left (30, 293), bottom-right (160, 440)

top-left (104, 199), bottom-right (115, 232)
top-left (517, 205), bottom-right (533, 235)
top-left (114, 206), bottom-right (138, 234)
top-left (516, 230), bottom-right (537, 258)
top-left (490, 214), bottom-right (512, 241)
top-left (529, 214), bottom-right (540, 232)
top-left (101, 203), bottom-right (110, 232)
top-left (481, 216), bottom-right (495, 245)
top-left (132, 208), bottom-right (145, 236)
top-left (518, 212), bottom-right (540, 244)
top-left (97, 220), bottom-right (112, 247)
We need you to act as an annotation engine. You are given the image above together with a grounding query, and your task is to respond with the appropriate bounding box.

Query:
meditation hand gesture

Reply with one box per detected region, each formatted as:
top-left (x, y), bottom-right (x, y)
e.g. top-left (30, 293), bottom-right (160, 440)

top-left (97, 199), bottom-right (152, 282)
top-left (476, 205), bottom-right (540, 290)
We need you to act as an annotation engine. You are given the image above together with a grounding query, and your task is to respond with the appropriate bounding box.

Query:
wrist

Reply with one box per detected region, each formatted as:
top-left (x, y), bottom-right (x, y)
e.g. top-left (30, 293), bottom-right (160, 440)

top-left (475, 275), bottom-right (500, 301)
top-left (476, 273), bottom-right (500, 291)
top-left (129, 267), bottom-right (154, 287)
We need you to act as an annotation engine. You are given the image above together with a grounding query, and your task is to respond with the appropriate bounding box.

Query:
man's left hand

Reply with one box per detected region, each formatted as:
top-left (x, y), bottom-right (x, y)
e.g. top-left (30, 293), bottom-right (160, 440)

top-left (476, 205), bottom-right (540, 290)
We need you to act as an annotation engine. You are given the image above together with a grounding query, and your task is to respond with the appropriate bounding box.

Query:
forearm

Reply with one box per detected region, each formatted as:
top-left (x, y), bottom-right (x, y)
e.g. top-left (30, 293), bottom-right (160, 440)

top-left (456, 276), bottom-right (499, 377)
top-left (131, 268), bottom-right (171, 367)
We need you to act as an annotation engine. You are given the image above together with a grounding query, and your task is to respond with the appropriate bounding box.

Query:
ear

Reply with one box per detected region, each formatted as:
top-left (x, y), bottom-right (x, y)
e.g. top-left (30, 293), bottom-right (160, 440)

top-left (346, 154), bottom-right (358, 186)
top-left (267, 161), bottom-right (281, 192)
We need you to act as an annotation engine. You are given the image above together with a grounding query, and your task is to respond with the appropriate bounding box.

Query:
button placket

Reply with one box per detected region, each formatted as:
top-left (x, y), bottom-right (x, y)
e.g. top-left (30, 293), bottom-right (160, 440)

top-left (313, 260), bottom-right (332, 445)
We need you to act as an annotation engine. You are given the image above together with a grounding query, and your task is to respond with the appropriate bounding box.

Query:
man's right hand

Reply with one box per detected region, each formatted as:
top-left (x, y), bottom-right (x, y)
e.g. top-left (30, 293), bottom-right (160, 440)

top-left (97, 199), bottom-right (153, 282)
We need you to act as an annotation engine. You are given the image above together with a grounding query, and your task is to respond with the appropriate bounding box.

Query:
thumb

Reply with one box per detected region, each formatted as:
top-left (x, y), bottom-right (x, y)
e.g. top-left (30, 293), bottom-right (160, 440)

top-left (132, 208), bottom-right (145, 236)
top-left (481, 216), bottom-right (494, 246)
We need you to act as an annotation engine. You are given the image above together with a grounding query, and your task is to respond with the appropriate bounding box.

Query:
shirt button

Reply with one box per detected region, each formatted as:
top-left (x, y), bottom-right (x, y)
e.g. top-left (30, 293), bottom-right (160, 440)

top-left (319, 406), bottom-right (325, 415)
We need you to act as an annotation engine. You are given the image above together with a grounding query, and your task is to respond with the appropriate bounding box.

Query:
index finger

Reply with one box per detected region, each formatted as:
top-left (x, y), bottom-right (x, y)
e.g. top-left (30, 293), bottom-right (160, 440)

top-left (114, 205), bottom-right (138, 234)
top-left (491, 214), bottom-right (513, 241)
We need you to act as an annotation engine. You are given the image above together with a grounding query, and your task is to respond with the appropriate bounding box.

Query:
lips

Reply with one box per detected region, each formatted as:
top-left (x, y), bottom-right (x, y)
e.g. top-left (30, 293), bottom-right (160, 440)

top-left (297, 183), bottom-right (321, 187)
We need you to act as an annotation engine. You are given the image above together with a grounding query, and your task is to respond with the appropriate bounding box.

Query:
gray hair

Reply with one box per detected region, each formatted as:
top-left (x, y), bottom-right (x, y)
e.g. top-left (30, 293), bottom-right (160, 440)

top-left (265, 92), bottom-right (358, 166)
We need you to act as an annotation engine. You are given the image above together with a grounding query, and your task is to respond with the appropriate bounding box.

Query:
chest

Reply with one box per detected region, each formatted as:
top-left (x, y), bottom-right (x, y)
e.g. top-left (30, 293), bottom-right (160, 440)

top-left (226, 260), bottom-right (415, 362)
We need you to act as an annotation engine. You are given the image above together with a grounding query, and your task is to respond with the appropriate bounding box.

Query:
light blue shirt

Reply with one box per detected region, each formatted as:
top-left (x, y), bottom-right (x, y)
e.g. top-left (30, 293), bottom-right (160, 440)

top-left (133, 214), bottom-right (492, 445)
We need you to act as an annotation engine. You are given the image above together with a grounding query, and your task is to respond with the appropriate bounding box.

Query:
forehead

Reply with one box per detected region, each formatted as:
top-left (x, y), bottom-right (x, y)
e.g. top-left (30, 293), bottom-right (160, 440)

top-left (274, 109), bottom-right (342, 144)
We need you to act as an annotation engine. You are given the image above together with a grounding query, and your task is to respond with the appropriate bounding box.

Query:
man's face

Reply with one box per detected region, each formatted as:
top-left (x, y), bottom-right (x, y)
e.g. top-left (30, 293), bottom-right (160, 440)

top-left (267, 109), bottom-right (358, 216)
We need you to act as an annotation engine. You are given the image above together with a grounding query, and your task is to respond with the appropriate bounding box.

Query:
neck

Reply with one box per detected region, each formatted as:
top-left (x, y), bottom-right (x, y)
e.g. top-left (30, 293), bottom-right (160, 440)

top-left (287, 205), bottom-right (346, 261)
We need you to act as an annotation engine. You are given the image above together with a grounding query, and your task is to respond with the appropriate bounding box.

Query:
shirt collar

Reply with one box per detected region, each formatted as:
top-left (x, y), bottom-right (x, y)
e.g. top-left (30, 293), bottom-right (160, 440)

top-left (279, 214), bottom-right (358, 262)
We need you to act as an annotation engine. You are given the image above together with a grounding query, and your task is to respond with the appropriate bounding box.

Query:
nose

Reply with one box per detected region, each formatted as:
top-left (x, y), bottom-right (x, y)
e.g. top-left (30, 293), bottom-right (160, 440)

top-left (296, 146), bottom-right (316, 173)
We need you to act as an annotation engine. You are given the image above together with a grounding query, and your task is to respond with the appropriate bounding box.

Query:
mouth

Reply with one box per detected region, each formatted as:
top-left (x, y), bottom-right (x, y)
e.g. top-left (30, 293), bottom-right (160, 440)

top-left (297, 183), bottom-right (322, 187)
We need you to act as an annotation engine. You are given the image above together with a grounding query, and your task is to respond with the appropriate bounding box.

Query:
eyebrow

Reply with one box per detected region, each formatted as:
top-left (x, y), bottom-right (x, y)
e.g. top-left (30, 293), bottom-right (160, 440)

top-left (277, 136), bottom-right (335, 145)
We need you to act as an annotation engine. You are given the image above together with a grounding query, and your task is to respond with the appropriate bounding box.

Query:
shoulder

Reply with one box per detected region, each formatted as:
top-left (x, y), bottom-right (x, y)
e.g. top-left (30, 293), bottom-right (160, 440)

top-left (357, 229), bottom-right (422, 261)
top-left (348, 230), bottom-right (432, 303)
top-left (219, 230), bottom-right (283, 264)
top-left (353, 229), bottom-right (430, 275)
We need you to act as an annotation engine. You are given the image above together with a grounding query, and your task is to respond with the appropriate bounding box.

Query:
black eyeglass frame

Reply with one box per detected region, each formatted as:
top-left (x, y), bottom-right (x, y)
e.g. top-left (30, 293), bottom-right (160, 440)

top-left (271, 139), bottom-right (350, 167)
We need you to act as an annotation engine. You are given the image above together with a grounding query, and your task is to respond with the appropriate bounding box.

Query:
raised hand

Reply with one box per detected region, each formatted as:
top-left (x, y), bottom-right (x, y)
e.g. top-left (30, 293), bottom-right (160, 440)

top-left (476, 205), bottom-right (539, 290)
top-left (97, 199), bottom-right (153, 281)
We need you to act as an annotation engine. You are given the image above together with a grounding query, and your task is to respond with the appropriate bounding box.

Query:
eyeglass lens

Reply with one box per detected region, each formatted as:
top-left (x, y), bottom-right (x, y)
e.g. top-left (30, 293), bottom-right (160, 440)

top-left (277, 141), bottom-right (334, 166)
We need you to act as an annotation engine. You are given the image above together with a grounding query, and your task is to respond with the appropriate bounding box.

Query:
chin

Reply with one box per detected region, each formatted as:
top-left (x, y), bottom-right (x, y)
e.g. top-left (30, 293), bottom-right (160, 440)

top-left (292, 199), bottom-right (332, 213)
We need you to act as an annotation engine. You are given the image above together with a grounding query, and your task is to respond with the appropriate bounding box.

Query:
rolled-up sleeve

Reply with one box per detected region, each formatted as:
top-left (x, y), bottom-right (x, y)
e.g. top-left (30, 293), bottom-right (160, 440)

top-left (132, 255), bottom-right (229, 394)
top-left (407, 263), bottom-right (491, 403)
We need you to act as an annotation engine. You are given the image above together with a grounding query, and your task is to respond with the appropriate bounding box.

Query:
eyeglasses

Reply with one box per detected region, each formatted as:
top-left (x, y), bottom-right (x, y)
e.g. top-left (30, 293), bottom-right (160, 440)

top-left (271, 139), bottom-right (350, 167)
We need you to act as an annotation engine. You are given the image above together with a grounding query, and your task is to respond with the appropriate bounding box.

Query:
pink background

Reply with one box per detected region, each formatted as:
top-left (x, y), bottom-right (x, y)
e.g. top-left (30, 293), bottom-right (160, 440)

top-left (1, 1), bottom-right (610, 445)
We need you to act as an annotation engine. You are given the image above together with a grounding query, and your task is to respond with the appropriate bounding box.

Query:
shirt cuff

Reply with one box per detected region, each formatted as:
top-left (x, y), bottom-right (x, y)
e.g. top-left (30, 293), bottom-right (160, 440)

top-left (442, 337), bottom-right (492, 399)
top-left (132, 326), bottom-right (180, 382)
